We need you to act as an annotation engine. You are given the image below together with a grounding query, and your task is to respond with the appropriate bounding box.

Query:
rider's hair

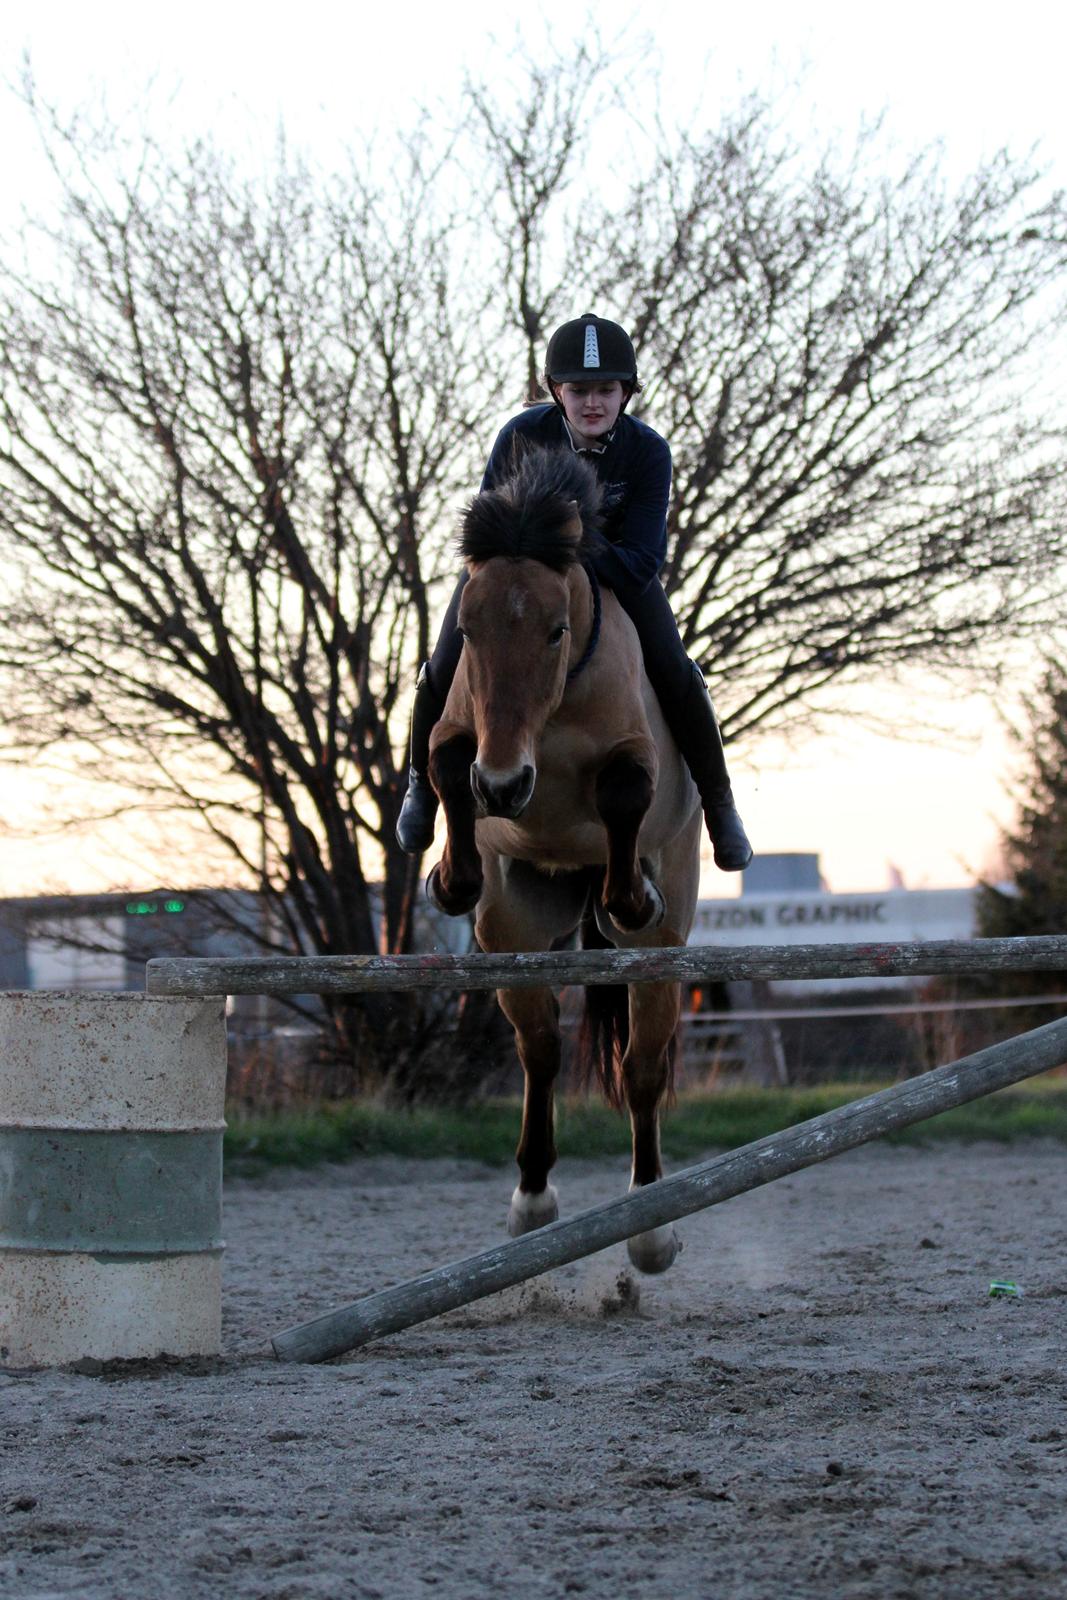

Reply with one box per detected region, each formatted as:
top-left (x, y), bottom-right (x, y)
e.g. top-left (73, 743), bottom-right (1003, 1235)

top-left (540, 373), bottom-right (643, 402)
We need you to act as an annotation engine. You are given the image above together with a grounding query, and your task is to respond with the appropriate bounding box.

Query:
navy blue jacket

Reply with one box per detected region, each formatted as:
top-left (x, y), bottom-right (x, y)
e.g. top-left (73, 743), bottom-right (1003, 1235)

top-left (481, 404), bottom-right (672, 602)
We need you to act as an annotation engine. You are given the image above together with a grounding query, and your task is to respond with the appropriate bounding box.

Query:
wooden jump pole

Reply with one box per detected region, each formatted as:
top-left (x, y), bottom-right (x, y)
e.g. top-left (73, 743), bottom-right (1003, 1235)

top-left (271, 1009), bottom-right (1067, 1363)
top-left (146, 934), bottom-right (1067, 998)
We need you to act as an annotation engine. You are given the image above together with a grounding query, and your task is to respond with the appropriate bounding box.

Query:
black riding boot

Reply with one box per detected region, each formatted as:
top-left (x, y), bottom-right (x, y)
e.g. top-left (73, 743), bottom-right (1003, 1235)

top-left (395, 663), bottom-right (446, 854)
top-left (670, 665), bottom-right (754, 872)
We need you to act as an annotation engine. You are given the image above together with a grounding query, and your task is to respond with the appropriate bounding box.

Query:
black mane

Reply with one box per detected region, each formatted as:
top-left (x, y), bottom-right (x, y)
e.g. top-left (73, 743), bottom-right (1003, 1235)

top-left (460, 445), bottom-right (603, 570)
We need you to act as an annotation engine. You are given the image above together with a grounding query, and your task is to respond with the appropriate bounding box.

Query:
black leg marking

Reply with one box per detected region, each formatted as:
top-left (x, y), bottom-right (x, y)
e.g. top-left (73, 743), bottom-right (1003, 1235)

top-left (595, 752), bottom-right (658, 932)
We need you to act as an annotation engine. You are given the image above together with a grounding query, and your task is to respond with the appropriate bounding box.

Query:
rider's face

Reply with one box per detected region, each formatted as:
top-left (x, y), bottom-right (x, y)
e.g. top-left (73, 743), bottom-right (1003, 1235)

top-left (555, 381), bottom-right (626, 445)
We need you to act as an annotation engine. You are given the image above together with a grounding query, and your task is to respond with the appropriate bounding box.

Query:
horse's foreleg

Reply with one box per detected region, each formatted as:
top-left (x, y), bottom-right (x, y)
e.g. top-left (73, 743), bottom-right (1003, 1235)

top-left (623, 979), bottom-right (682, 1275)
top-left (496, 984), bottom-right (561, 1235)
top-left (595, 748), bottom-right (664, 933)
top-left (427, 729), bottom-right (483, 915)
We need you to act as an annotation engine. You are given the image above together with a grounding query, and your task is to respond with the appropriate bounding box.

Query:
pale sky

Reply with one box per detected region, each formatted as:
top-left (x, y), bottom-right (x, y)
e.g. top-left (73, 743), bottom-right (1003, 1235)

top-left (0, 0), bottom-right (1062, 896)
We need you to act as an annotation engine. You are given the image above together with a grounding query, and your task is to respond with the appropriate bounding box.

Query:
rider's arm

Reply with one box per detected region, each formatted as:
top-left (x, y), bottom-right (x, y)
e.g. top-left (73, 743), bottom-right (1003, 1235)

top-left (480, 427), bottom-right (511, 492)
top-left (588, 431), bottom-right (672, 601)
top-left (480, 408), bottom-right (556, 491)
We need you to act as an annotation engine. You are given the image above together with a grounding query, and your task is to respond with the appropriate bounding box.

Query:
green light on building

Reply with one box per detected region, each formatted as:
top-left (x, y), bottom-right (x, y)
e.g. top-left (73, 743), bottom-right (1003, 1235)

top-left (125, 896), bottom-right (186, 915)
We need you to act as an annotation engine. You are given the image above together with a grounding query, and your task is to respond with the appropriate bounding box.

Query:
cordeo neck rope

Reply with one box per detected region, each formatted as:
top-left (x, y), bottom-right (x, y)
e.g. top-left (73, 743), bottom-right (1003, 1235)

top-left (566, 564), bottom-right (602, 683)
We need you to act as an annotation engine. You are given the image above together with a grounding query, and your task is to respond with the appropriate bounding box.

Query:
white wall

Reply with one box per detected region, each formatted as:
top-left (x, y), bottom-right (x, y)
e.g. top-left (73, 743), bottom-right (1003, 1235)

top-left (689, 887), bottom-right (979, 995)
top-left (692, 888), bottom-right (977, 946)
top-left (27, 917), bottom-right (126, 991)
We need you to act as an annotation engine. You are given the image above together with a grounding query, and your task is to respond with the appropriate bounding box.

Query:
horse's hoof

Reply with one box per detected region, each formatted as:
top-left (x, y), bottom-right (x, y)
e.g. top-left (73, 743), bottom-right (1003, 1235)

top-left (426, 864), bottom-right (444, 910)
top-left (627, 1224), bottom-right (682, 1275)
top-left (507, 1183), bottom-right (559, 1237)
top-left (608, 876), bottom-right (665, 935)
top-left (426, 863), bottom-right (481, 916)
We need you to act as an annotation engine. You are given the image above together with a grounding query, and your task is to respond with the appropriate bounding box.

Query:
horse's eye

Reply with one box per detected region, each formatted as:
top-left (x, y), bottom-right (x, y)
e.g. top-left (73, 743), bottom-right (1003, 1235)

top-left (549, 625), bottom-right (569, 648)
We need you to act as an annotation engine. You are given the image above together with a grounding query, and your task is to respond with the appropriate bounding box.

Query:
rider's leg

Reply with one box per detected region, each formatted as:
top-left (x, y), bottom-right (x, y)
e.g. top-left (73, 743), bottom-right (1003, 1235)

top-left (395, 574), bottom-right (467, 854)
top-left (618, 579), bottom-right (753, 873)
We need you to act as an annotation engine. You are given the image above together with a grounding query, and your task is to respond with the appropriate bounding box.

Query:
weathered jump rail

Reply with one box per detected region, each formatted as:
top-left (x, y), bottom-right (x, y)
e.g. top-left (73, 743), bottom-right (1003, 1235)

top-left (144, 934), bottom-right (1067, 1365)
top-left (145, 933), bottom-right (1067, 997)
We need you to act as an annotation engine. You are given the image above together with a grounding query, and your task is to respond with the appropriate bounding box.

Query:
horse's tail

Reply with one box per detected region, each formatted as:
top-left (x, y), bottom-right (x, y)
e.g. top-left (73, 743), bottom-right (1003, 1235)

top-left (575, 896), bottom-right (629, 1109)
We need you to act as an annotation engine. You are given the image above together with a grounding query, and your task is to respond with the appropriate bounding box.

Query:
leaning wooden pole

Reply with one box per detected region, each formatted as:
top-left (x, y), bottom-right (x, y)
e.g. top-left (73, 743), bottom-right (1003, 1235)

top-left (272, 1009), bottom-right (1067, 1363)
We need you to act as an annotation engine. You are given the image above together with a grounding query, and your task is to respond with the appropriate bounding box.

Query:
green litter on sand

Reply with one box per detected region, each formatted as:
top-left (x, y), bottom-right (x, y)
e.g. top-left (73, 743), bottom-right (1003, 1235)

top-left (989, 1280), bottom-right (1023, 1298)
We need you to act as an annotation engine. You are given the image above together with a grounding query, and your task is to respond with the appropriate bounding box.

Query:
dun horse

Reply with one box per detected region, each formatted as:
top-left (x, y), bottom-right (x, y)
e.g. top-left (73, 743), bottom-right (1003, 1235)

top-left (427, 447), bottom-right (702, 1273)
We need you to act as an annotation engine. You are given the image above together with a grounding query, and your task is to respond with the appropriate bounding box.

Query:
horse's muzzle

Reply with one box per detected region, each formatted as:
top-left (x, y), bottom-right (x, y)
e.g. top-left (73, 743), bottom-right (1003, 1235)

top-left (471, 762), bottom-right (536, 819)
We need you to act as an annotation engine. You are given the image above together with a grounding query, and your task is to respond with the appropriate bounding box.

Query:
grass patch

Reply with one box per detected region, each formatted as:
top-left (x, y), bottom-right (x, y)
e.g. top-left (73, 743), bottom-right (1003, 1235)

top-left (224, 1099), bottom-right (525, 1175)
top-left (223, 1079), bottom-right (1067, 1176)
top-left (888, 1091), bottom-right (1067, 1145)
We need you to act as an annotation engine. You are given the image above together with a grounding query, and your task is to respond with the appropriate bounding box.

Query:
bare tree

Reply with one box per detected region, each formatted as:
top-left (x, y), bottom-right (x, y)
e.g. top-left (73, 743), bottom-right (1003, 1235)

top-left (0, 89), bottom-right (506, 1076)
top-left (465, 40), bottom-right (615, 401)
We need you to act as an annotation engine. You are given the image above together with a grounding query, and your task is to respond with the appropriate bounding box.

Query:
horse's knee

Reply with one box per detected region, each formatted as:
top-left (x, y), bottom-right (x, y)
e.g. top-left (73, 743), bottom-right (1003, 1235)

top-left (428, 731), bottom-right (477, 798)
top-left (595, 750), bottom-right (655, 827)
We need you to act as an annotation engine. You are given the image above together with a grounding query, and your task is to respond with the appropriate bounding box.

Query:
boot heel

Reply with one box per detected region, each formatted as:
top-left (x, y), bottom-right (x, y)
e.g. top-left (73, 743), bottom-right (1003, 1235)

top-left (396, 767), bottom-right (439, 854)
top-left (394, 662), bottom-right (446, 855)
top-left (705, 796), bottom-right (753, 872)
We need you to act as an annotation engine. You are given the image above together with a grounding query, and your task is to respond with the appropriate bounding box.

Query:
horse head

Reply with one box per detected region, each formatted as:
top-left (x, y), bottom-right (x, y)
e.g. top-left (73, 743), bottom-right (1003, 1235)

top-left (457, 448), bottom-right (601, 819)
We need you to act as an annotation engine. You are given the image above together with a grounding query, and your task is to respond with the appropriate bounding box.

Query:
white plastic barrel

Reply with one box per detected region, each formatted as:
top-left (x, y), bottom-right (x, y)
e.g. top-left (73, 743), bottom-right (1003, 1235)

top-left (0, 992), bottom-right (227, 1367)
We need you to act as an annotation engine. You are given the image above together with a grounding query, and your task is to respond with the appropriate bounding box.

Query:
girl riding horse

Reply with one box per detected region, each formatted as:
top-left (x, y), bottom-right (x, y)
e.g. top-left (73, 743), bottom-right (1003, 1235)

top-left (395, 312), bottom-right (753, 873)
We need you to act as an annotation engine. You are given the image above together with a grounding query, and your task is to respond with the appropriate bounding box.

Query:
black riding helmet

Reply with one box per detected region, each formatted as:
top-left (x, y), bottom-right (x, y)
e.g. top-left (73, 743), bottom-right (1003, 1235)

top-left (545, 312), bottom-right (639, 387)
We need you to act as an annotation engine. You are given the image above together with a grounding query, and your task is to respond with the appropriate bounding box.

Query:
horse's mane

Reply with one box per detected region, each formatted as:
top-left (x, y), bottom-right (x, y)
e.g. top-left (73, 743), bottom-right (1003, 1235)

top-left (460, 445), bottom-right (602, 570)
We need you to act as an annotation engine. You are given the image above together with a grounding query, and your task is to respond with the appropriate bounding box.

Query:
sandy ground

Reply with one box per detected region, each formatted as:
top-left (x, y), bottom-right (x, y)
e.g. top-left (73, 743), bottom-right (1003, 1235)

top-left (3, 1141), bottom-right (1067, 1600)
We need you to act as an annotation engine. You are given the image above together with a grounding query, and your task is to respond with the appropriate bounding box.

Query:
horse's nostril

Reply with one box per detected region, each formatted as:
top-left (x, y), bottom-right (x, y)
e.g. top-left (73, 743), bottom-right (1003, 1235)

top-left (501, 765), bottom-right (535, 815)
top-left (473, 764), bottom-right (536, 817)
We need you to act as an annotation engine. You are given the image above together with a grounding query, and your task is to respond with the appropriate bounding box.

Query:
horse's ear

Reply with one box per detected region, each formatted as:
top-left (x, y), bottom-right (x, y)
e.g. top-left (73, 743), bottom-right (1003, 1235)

top-left (563, 499), bottom-right (584, 545)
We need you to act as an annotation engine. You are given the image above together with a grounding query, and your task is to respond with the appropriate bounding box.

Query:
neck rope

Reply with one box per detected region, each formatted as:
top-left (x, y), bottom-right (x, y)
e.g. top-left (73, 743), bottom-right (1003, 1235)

top-left (566, 564), bottom-right (602, 683)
